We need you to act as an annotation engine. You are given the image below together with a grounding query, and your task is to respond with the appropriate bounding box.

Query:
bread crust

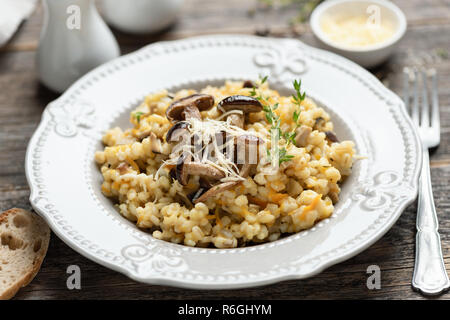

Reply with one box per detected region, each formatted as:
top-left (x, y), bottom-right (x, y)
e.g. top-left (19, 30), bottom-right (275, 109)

top-left (0, 208), bottom-right (50, 300)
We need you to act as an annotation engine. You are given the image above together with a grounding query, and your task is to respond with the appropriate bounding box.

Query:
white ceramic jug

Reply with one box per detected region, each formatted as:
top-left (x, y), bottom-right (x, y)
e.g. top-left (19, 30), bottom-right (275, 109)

top-left (100, 0), bottom-right (183, 34)
top-left (37, 0), bottom-right (120, 92)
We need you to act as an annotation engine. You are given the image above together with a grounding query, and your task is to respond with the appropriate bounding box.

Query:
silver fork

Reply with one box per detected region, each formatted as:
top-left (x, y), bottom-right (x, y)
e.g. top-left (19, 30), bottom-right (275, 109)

top-left (403, 68), bottom-right (449, 295)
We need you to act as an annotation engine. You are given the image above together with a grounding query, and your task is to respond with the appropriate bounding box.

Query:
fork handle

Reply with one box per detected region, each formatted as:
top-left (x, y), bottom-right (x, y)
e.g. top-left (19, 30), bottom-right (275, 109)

top-left (412, 147), bottom-right (450, 295)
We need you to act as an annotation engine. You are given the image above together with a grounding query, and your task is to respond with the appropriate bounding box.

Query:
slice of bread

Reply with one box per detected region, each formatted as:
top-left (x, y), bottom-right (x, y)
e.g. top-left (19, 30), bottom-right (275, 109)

top-left (0, 208), bottom-right (50, 300)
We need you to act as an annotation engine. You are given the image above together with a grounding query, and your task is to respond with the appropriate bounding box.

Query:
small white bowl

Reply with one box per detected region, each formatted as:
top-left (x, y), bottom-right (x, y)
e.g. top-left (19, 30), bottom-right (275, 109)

top-left (310, 0), bottom-right (407, 68)
top-left (100, 0), bottom-right (183, 34)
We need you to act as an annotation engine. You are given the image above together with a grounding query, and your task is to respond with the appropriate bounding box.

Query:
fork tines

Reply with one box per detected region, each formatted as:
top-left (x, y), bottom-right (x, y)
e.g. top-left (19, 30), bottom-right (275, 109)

top-left (403, 67), bottom-right (440, 146)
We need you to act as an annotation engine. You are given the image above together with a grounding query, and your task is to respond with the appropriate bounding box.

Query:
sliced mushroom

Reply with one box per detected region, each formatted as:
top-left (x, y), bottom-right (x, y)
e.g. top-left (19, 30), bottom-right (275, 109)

top-left (238, 163), bottom-right (254, 178)
top-left (199, 177), bottom-right (214, 189)
top-left (294, 125), bottom-right (312, 147)
top-left (166, 121), bottom-right (190, 143)
top-left (218, 95), bottom-right (263, 128)
top-left (193, 164), bottom-right (253, 204)
top-left (116, 162), bottom-right (129, 175)
top-left (188, 188), bottom-right (206, 203)
top-left (149, 132), bottom-right (163, 154)
top-left (314, 117), bottom-right (326, 130)
top-left (193, 135), bottom-right (256, 203)
top-left (235, 134), bottom-right (264, 165)
top-left (214, 130), bottom-right (228, 149)
top-left (165, 94), bottom-right (214, 122)
top-left (169, 167), bottom-right (177, 181)
top-left (175, 192), bottom-right (194, 209)
top-left (134, 129), bottom-right (152, 140)
top-left (184, 162), bottom-right (226, 180)
top-left (325, 131), bottom-right (339, 143)
top-left (236, 134), bottom-right (264, 146)
top-left (176, 154), bottom-right (190, 185)
top-left (193, 181), bottom-right (239, 204)
top-left (176, 156), bottom-right (226, 186)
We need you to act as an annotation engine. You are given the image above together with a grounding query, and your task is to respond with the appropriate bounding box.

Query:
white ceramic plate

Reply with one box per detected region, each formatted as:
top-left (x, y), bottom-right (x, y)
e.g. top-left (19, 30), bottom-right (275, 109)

top-left (26, 35), bottom-right (421, 289)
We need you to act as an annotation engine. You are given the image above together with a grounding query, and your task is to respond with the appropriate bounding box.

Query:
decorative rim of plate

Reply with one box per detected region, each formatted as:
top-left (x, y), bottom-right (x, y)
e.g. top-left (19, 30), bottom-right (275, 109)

top-left (25, 35), bottom-right (422, 289)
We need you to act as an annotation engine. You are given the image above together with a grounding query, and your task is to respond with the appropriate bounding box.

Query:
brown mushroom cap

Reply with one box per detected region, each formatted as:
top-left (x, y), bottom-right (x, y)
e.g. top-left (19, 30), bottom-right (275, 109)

top-left (218, 95), bottom-right (263, 113)
top-left (166, 121), bottom-right (190, 143)
top-left (166, 94), bottom-right (215, 122)
top-left (325, 131), bottom-right (339, 143)
top-left (242, 80), bottom-right (254, 88)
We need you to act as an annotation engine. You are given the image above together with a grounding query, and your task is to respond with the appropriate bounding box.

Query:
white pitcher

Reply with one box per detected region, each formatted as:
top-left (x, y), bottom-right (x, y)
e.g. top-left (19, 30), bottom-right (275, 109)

top-left (37, 0), bottom-right (120, 92)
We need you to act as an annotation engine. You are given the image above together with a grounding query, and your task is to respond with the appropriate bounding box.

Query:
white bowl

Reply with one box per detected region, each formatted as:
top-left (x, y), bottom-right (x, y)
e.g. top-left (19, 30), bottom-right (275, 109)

top-left (310, 0), bottom-right (407, 68)
top-left (100, 0), bottom-right (183, 34)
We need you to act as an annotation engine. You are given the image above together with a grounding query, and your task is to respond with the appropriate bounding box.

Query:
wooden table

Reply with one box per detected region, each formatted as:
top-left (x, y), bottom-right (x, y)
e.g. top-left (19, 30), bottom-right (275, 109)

top-left (1, 0), bottom-right (449, 300)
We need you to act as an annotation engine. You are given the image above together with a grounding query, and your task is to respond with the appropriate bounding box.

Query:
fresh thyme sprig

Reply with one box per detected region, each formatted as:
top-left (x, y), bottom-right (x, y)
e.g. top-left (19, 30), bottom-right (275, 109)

top-left (267, 147), bottom-right (295, 164)
top-left (283, 79), bottom-right (307, 146)
top-left (276, 79), bottom-right (307, 147)
top-left (283, 131), bottom-right (297, 146)
top-left (278, 148), bottom-right (295, 163)
top-left (262, 103), bottom-right (280, 132)
top-left (251, 76), bottom-right (296, 165)
top-left (250, 77), bottom-right (308, 164)
top-left (292, 79), bottom-right (305, 125)
top-left (249, 75), bottom-right (268, 100)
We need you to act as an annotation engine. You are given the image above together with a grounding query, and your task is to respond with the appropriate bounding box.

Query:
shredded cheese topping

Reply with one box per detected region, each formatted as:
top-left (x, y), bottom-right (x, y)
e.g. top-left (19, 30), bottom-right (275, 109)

top-left (156, 117), bottom-right (268, 182)
top-left (321, 14), bottom-right (395, 48)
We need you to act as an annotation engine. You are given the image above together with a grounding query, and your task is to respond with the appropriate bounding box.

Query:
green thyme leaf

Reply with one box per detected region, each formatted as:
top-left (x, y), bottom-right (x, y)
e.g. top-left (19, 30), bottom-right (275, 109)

top-left (283, 131), bottom-right (297, 146)
top-left (134, 111), bottom-right (145, 123)
top-left (278, 148), bottom-right (295, 165)
top-left (292, 79), bottom-right (306, 105)
top-left (293, 110), bottom-right (300, 123)
top-left (265, 112), bottom-right (273, 124)
top-left (260, 75), bottom-right (268, 84)
top-left (252, 75), bottom-right (302, 165)
top-left (436, 48), bottom-right (448, 59)
top-left (291, 78), bottom-right (307, 127)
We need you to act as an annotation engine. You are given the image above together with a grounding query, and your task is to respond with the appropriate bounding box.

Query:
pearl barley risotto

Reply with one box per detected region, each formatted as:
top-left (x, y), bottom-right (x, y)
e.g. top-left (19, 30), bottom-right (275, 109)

top-left (95, 80), bottom-right (356, 248)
